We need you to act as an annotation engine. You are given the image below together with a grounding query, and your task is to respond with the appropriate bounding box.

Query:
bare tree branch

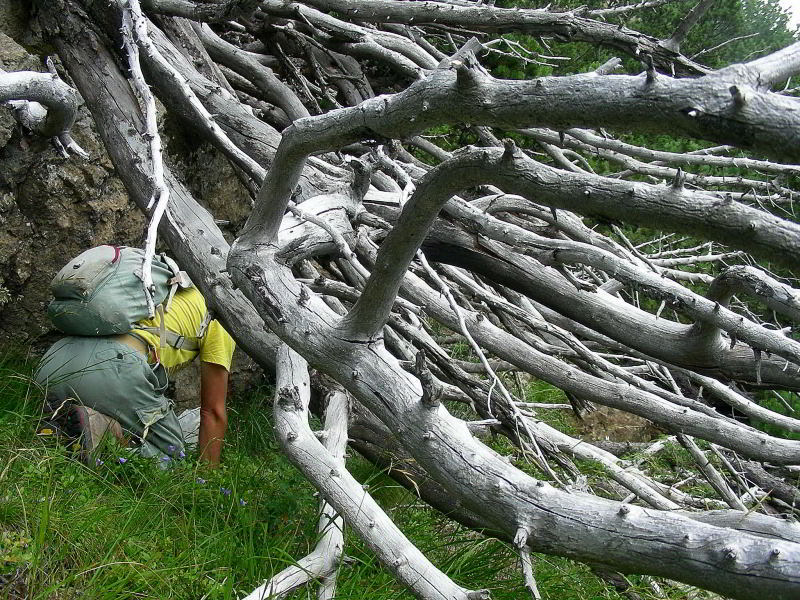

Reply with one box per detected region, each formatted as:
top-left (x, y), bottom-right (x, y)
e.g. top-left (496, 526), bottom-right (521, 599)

top-left (269, 345), bottom-right (481, 600)
top-left (590, 0), bottom-right (691, 17)
top-left (194, 22), bottom-right (310, 122)
top-left (141, 0), bottom-right (260, 22)
top-left (661, 0), bottom-right (718, 53)
top-left (243, 387), bottom-right (348, 600)
top-left (295, 0), bottom-right (707, 73)
top-left (0, 70), bottom-right (79, 137)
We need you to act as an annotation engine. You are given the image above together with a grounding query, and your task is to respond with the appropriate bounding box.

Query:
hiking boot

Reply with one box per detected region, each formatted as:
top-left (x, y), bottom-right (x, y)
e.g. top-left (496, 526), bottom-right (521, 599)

top-left (70, 406), bottom-right (125, 463)
top-left (37, 400), bottom-right (124, 464)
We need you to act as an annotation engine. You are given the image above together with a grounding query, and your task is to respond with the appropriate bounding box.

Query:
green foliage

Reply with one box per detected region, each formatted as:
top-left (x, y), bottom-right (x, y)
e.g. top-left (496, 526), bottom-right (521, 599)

top-left (629, 440), bottom-right (719, 499)
top-left (485, 0), bottom-right (797, 78)
top-left (0, 530), bottom-right (33, 574)
top-left (753, 390), bottom-right (800, 440)
top-left (525, 379), bottom-right (580, 436)
top-left (1, 359), bottom-right (313, 599)
top-left (620, 0), bottom-right (797, 67)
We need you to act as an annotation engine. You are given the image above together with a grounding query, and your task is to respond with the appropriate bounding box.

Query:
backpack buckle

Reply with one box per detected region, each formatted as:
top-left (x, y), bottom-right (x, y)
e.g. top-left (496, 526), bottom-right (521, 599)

top-left (168, 271), bottom-right (192, 289)
top-left (196, 310), bottom-right (213, 338)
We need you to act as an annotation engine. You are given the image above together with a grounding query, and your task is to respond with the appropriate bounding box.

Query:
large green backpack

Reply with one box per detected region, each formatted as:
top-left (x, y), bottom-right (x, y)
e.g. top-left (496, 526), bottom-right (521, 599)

top-left (48, 245), bottom-right (199, 350)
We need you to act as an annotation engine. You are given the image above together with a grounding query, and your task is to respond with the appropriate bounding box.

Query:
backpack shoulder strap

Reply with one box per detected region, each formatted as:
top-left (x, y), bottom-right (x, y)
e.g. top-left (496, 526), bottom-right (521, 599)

top-left (135, 305), bottom-right (201, 352)
top-left (159, 254), bottom-right (193, 313)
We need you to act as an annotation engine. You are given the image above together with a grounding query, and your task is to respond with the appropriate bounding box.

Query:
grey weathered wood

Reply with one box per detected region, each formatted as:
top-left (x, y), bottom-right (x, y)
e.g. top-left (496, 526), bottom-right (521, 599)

top-left (36, 2), bottom-right (800, 598)
top-left (295, 0), bottom-right (706, 73)
top-left (142, 0), bottom-right (260, 22)
top-left (228, 247), bottom-right (800, 599)
top-left (269, 345), bottom-right (479, 600)
top-left (678, 434), bottom-right (748, 511)
top-left (524, 127), bottom-right (800, 177)
top-left (353, 241), bottom-right (800, 465)
top-left (366, 192), bottom-right (800, 389)
top-left (349, 149), bottom-right (800, 366)
top-left (0, 70), bottom-right (79, 137)
top-left (240, 48), bottom-right (800, 260)
top-left (243, 386), bottom-right (348, 600)
top-left (194, 23), bottom-right (310, 122)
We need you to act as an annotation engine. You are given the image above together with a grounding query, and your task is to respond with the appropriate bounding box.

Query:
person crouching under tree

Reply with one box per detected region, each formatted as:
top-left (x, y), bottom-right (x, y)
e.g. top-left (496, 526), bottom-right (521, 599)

top-left (35, 285), bottom-right (234, 466)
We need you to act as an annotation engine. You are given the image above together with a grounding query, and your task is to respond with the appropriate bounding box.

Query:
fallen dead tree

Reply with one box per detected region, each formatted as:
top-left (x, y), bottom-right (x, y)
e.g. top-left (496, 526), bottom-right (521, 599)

top-left (11, 0), bottom-right (800, 597)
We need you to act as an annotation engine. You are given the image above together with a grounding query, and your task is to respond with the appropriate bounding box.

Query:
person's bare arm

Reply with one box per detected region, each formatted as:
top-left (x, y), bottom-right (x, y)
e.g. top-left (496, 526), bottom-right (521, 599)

top-left (198, 361), bottom-right (229, 466)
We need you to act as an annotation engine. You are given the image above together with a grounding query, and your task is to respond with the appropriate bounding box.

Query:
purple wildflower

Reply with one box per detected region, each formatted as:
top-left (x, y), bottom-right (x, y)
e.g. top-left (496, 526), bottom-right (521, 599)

top-left (161, 455), bottom-right (171, 462)
top-left (220, 487), bottom-right (232, 496)
top-left (167, 444), bottom-right (176, 453)
top-left (118, 457), bottom-right (128, 464)
top-left (95, 458), bottom-right (104, 466)
top-left (239, 499), bottom-right (247, 506)
top-left (196, 477), bottom-right (206, 484)
top-left (179, 450), bottom-right (186, 459)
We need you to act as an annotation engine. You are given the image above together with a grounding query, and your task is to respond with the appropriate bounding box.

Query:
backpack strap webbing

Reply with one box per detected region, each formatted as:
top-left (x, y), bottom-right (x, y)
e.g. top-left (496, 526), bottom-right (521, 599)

top-left (134, 305), bottom-right (200, 352)
top-left (134, 326), bottom-right (200, 352)
top-left (134, 256), bottom-right (201, 351)
top-left (196, 309), bottom-right (213, 339)
top-left (159, 253), bottom-right (193, 314)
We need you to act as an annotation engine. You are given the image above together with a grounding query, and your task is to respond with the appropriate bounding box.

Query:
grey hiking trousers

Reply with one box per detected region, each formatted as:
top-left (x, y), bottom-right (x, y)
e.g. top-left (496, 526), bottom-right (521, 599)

top-left (34, 336), bottom-right (185, 459)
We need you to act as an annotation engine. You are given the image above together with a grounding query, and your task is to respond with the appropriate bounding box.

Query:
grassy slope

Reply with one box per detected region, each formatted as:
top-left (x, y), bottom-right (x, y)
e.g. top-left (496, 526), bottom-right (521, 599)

top-left (1, 352), bottom-right (647, 600)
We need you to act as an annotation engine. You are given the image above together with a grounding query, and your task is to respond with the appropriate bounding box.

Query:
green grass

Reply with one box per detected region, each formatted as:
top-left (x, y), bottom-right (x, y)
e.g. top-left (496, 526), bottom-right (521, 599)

top-left (0, 351), bottom-right (664, 600)
top-left (753, 390), bottom-right (800, 441)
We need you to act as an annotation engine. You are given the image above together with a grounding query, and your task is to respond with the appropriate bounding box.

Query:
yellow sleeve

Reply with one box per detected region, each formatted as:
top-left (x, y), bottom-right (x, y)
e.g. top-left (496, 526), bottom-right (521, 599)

top-left (199, 319), bottom-right (236, 371)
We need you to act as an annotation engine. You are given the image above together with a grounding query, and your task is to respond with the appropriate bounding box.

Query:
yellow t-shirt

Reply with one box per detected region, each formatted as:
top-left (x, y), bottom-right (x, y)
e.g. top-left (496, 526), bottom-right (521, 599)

top-left (134, 287), bottom-right (235, 373)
